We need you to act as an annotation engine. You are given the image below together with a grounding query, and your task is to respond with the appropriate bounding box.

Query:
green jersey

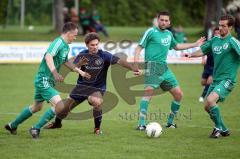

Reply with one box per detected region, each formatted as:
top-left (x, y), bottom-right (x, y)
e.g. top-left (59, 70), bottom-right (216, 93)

top-left (139, 27), bottom-right (178, 63)
top-left (201, 34), bottom-right (240, 83)
top-left (35, 36), bottom-right (69, 87)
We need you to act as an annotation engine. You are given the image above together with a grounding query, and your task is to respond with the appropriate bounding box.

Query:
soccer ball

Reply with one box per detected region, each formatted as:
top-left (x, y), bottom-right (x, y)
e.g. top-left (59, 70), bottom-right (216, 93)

top-left (145, 122), bottom-right (162, 138)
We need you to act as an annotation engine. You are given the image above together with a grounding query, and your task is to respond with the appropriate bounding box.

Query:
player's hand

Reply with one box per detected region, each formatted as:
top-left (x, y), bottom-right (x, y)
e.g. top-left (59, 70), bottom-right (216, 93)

top-left (181, 53), bottom-right (191, 58)
top-left (133, 69), bottom-right (143, 76)
top-left (195, 37), bottom-right (206, 47)
top-left (53, 72), bottom-right (64, 82)
top-left (201, 59), bottom-right (206, 65)
top-left (76, 56), bottom-right (89, 67)
top-left (207, 75), bottom-right (213, 85)
top-left (79, 70), bottom-right (91, 79)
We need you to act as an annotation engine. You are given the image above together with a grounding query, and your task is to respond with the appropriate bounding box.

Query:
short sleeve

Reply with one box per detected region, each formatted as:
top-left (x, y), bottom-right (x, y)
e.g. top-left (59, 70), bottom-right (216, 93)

top-left (230, 37), bottom-right (240, 56)
top-left (138, 28), bottom-right (153, 48)
top-left (169, 32), bottom-right (178, 49)
top-left (46, 38), bottom-right (62, 56)
top-left (200, 39), bottom-right (212, 55)
top-left (104, 51), bottom-right (120, 65)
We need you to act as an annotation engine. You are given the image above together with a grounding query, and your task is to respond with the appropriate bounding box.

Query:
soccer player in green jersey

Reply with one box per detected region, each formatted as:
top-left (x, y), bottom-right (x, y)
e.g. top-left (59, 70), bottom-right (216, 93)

top-left (134, 11), bottom-right (205, 130)
top-left (5, 22), bottom-right (90, 139)
top-left (185, 15), bottom-right (240, 138)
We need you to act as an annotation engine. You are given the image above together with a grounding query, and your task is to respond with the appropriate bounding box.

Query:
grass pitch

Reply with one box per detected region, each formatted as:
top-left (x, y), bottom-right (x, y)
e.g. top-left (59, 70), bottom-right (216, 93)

top-left (0, 64), bottom-right (240, 159)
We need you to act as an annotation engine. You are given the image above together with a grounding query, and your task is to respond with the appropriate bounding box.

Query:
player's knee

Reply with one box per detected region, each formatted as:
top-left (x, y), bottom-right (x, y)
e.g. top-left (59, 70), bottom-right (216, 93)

top-left (143, 96), bottom-right (152, 101)
top-left (206, 80), bottom-right (212, 85)
top-left (56, 110), bottom-right (69, 119)
top-left (55, 101), bottom-right (65, 114)
top-left (205, 97), bottom-right (215, 107)
top-left (206, 76), bottom-right (213, 85)
top-left (91, 98), bottom-right (103, 108)
top-left (204, 105), bottom-right (209, 112)
top-left (30, 105), bottom-right (42, 113)
top-left (174, 90), bottom-right (183, 101)
top-left (93, 105), bottom-right (102, 111)
top-left (143, 88), bottom-right (154, 99)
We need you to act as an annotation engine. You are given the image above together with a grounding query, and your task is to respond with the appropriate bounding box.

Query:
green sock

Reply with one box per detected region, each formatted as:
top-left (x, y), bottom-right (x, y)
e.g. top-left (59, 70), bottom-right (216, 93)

top-left (11, 106), bottom-right (32, 129)
top-left (167, 101), bottom-right (180, 125)
top-left (209, 105), bottom-right (221, 129)
top-left (34, 107), bottom-right (55, 129)
top-left (138, 100), bottom-right (149, 126)
top-left (219, 116), bottom-right (228, 131)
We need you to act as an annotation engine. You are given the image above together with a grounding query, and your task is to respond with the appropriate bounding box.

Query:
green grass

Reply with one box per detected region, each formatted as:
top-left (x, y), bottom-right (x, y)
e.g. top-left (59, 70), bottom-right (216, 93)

top-left (0, 25), bottom-right (202, 42)
top-left (0, 64), bottom-right (240, 159)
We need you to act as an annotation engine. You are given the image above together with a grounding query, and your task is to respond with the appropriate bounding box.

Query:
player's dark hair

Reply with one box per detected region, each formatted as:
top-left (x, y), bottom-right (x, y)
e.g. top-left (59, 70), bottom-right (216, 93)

top-left (213, 27), bottom-right (219, 32)
top-left (220, 14), bottom-right (235, 27)
top-left (62, 22), bottom-right (78, 33)
top-left (157, 11), bottom-right (170, 19)
top-left (84, 32), bottom-right (100, 44)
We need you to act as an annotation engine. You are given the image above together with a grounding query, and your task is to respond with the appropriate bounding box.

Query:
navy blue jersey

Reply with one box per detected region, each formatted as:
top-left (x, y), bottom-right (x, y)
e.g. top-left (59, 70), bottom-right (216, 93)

top-left (74, 49), bottom-right (119, 91)
top-left (206, 53), bottom-right (214, 67)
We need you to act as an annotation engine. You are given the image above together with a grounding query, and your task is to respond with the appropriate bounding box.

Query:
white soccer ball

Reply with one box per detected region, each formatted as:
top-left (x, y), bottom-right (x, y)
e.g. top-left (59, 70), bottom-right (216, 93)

top-left (146, 122), bottom-right (162, 138)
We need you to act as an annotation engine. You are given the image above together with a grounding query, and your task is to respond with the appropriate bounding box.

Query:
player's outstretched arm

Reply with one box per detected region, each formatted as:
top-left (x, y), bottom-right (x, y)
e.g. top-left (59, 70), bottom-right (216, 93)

top-left (182, 49), bottom-right (204, 58)
top-left (45, 54), bottom-right (64, 82)
top-left (117, 59), bottom-right (136, 71)
top-left (133, 45), bottom-right (143, 70)
top-left (175, 37), bottom-right (206, 50)
top-left (117, 59), bottom-right (140, 75)
top-left (64, 58), bottom-right (91, 79)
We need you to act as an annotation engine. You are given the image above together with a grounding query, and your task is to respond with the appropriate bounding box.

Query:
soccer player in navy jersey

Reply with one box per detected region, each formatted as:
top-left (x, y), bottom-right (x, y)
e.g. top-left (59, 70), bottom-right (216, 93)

top-left (45, 32), bottom-right (139, 134)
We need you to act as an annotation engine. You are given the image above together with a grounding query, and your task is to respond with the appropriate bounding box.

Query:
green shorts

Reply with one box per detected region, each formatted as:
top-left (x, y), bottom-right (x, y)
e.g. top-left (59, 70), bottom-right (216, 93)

top-left (206, 79), bottom-right (234, 102)
top-left (34, 76), bottom-right (59, 102)
top-left (144, 67), bottom-right (179, 91)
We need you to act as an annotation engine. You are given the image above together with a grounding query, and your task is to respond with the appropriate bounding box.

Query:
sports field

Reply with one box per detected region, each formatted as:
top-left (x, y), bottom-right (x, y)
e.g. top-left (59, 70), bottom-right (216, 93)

top-left (0, 64), bottom-right (240, 159)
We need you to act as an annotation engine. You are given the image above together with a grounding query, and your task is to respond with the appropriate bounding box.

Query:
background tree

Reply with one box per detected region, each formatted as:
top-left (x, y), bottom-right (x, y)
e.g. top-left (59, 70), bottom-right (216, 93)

top-left (0, 0), bottom-right (9, 28)
top-left (54, 0), bottom-right (64, 33)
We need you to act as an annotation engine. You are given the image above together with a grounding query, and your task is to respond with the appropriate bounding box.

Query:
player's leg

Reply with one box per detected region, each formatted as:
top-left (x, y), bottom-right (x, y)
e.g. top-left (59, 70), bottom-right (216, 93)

top-left (199, 66), bottom-right (208, 102)
top-left (136, 86), bottom-right (154, 130)
top-left (166, 86), bottom-right (183, 128)
top-left (29, 95), bottom-right (64, 139)
top-left (29, 87), bottom-right (64, 138)
top-left (204, 75), bottom-right (213, 96)
top-left (137, 62), bottom-right (161, 131)
top-left (88, 91), bottom-right (104, 134)
top-left (199, 78), bottom-right (207, 102)
top-left (32, 97), bottom-right (61, 129)
top-left (203, 74), bottom-right (213, 97)
top-left (205, 80), bottom-right (232, 138)
top-left (205, 91), bottom-right (222, 138)
top-left (5, 85), bottom-right (45, 135)
top-left (44, 83), bottom-right (90, 129)
top-left (160, 69), bottom-right (182, 128)
top-left (5, 101), bottom-right (44, 135)
top-left (201, 75), bottom-right (213, 100)
top-left (44, 97), bottom-right (81, 129)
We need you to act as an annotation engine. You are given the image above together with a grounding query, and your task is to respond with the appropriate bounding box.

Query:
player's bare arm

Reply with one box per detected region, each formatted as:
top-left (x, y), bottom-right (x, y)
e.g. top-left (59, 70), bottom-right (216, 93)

top-left (117, 59), bottom-right (140, 74)
top-left (175, 37), bottom-right (206, 50)
top-left (64, 57), bottom-right (91, 79)
top-left (133, 45), bottom-right (143, 69)
top-left (45, 54), bottom-right (64, 82)
top-left (183, 49), bottom-right (204, 58)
